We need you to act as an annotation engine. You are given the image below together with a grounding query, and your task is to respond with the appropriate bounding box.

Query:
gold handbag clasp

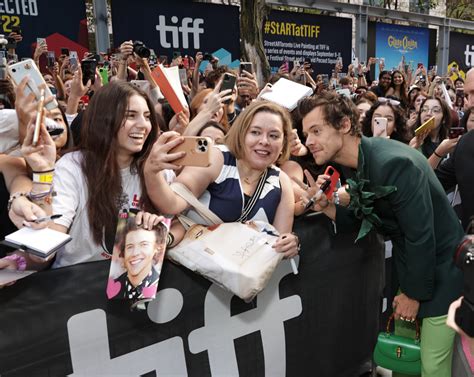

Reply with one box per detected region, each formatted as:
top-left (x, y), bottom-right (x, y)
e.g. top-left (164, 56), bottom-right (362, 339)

top-left (396, 346), bottom-right (402, 358)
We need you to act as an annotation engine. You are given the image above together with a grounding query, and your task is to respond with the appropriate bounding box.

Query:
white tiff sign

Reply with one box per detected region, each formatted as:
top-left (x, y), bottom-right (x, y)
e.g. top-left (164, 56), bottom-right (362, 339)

top-left (67, 259), bottom-right (302, 376)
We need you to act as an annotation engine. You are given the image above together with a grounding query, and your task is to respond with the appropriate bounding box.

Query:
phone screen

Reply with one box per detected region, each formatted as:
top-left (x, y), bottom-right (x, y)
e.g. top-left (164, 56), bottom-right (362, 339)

top-left (81, 59), bottom-right (97, 86)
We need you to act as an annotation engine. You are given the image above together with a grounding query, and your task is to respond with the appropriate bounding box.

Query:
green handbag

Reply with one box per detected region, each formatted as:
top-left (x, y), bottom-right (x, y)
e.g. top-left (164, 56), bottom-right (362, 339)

top-left (373, 313), bottom-right (421, 375)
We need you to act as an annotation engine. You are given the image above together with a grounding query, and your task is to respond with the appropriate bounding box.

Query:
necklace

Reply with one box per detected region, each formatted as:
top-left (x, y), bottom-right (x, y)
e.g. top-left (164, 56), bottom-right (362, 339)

top-left (237, 160), bottom-right (264, 185)
top-left (243, 174), bottom-right (263, 185)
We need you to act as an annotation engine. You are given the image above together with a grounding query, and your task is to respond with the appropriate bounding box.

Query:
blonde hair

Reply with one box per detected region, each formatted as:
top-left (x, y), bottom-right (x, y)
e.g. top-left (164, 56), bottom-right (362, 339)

top-left (224, 101), bottom-right (293, 165)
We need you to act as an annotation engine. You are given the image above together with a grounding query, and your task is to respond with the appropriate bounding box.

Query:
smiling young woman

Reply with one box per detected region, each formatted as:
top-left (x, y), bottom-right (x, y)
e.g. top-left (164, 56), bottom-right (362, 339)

top-left (144, 100), bottom-right (300, 259)
top-left (46, 82), bottom-right (172, 268)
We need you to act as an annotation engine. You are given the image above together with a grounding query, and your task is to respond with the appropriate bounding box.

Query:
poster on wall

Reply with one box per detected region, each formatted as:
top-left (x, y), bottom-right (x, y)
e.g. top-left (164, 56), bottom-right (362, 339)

top-left (263, 10), bottom-right (352, 75)
top-left (375, 23), bottom-right (429, 76)
top-left (448, 31), bottom-right (474, 80)
top-left (0, 0), bottom-right (88, 60)
top-left (111, 0), bottom-right (240, 65)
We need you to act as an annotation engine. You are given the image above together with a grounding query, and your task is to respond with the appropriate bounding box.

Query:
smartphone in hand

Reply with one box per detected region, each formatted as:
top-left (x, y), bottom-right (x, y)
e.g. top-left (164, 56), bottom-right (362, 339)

top-left (81, 59), bottom-right (97, 86)
top-left (373, 117), bottom-right (388, 138)
top-left (240, 62), bottom-right (253, 75)
top-left (169, 136), bottom-right (212, 167)
top-left (323, 165), bottom-right (340, 200)
top-left (220, 73), bottom-right (237, 103)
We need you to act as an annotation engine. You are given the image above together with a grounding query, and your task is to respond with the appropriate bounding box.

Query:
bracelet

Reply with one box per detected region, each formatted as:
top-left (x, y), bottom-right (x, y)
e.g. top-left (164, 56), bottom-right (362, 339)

top-left (32, 170), bottom-right (54, 184)
top-left (28, 185), bottom-right (54, 201)
top-left (334, 190), bottom-right (340, 205)
top-left (7, 192), bottom-right (29, 212)
top-left (4, 254), bottom-right (27, 271)
top-left (433, 150), bottom-right (445, 158)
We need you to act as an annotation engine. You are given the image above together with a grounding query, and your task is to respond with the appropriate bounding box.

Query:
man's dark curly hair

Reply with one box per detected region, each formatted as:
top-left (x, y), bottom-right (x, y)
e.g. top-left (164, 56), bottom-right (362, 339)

top-left (297, 91), bottom-right (361, 136)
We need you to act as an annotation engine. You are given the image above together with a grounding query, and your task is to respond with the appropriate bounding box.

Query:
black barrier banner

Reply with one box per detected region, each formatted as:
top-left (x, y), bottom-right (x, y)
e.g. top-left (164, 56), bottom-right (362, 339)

top-left (263, 10), bottom-right (352, 75)
top-left (449, 31), bottom-right (474, 78)
top-left (0, 0), bottom-right (88, 59)
top-left (111, 0), bottom-right (240, 63)
top-left (0, 215), bottom-right (385, 377)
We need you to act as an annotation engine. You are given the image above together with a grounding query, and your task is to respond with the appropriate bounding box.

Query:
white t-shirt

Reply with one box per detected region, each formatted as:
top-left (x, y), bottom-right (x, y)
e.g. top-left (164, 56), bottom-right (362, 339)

top-left (52, 151), bottom-right (174, 268)
top-left (0, 109), bottom-right (20, 154)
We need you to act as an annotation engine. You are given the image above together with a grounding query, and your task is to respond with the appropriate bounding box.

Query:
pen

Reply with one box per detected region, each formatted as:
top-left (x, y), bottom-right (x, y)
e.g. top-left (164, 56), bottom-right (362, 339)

top-left (304, 179), bottom-right (331, 211)
top-left (33, 214), bottom-right (62, 224)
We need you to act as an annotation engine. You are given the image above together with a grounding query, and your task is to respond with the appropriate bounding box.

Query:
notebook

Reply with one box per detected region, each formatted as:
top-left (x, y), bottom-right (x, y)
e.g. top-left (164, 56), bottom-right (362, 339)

top-left (261, 78), bottom-right (313, 111)
top-left (2, 227), bottom-right (72, 258)
top-left (151, 64), bottom-right (188, 114)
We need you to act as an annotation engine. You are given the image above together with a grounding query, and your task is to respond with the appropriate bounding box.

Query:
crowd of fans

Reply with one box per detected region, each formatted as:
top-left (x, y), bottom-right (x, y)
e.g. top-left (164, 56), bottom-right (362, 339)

top-left (1, 30), bottom-right (473, 376)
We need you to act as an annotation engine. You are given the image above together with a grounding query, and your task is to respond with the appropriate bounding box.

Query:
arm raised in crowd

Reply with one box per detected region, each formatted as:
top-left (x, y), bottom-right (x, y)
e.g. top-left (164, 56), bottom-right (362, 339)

top-left (117, 40), bottom-right (133, 81)
top-left (183, 81), bottom-right (232, 136)
top-left (144, 131), bottom-right (222, 214)
top-left (65, 66), bottom-right (90, 116)
top-left (191, 51), bottom-right (204, 98)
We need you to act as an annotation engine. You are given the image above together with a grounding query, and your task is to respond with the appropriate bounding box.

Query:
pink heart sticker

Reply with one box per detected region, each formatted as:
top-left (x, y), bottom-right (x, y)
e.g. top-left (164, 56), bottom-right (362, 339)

top-left (142, 284), bottom-right (157, 298)
top-left (106, 278), bottom-right (122, 299)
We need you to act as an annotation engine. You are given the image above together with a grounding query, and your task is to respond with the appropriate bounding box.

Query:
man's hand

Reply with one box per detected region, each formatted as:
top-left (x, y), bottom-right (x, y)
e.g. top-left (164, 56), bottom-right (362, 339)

top-left (393, 293), bottom-right (420, 322)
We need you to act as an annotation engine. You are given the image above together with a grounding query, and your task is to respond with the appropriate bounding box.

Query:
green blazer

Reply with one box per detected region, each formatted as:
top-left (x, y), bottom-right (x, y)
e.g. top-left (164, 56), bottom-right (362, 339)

top-left (336, 136), bottom-right (463, 318)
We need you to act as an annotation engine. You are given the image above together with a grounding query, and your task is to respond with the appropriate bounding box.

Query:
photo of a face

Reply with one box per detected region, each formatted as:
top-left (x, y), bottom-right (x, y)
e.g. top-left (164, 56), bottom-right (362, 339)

top-left (106, 214), bottom-right (169, 305)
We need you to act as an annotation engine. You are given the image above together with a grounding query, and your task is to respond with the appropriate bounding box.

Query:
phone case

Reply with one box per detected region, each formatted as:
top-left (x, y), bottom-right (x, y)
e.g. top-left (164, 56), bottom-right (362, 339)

top-left (414, 116), bottom-right (436, 137)
top-left (323, 166), bottom-right (340, 200)
top-left (7, 59), bottom-right (58, 110)
top-left (170, 137), bottom-right (212, 167)
top-left (373, 117), bottom-right (388, 137)
top-left (130, 80), bottom-right (150, 94)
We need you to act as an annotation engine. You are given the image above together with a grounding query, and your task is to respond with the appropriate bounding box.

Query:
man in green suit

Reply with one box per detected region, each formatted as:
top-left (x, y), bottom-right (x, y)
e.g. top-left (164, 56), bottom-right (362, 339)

top-left (298, 93), bottom-right (463, 377)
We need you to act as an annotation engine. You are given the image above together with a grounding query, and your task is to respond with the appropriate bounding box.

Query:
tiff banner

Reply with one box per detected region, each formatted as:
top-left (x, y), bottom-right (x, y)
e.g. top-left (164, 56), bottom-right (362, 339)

top-left (0, 0), bottom-right (88, 60)
top-left (449, 31), bottom-right (474, 79)
top-left (262, 10), bottom-right (352, 75)
top-left (111, 0), bottom-right (240, 63)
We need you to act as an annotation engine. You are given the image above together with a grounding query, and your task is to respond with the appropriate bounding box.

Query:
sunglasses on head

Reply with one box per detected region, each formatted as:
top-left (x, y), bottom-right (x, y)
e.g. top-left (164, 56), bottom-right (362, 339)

top-left (378, 97), bottom-right (400, 106)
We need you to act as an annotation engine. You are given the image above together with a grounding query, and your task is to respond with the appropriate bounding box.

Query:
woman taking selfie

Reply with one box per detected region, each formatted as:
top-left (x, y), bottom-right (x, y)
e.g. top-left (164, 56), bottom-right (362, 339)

top-left (144, 100), bottom-right (299, 258)
top-left (411, 97), bottom-right (459, 169)
top-left (48, 81), bottom-right (171, 268)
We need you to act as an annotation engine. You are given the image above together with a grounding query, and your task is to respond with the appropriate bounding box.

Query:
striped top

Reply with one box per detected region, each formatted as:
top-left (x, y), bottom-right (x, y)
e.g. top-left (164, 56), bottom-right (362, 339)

top-left (186, 145), bottom-right (282, 225)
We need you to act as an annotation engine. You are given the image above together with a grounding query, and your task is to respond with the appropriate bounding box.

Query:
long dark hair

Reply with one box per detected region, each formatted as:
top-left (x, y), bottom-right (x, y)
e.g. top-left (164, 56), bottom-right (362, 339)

top-left (415, 96), bottom-right (452, 141)
top-left (80, 82), bottom-right (160, 244)
top-left (362, 101), bottom-right (411, 144)
top-left (389, 70), bottom-right (408, 106)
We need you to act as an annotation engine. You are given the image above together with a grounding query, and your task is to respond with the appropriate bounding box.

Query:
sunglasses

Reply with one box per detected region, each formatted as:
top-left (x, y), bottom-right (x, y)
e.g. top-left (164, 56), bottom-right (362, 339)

top-left (378, 97), bottom-right (400, 106)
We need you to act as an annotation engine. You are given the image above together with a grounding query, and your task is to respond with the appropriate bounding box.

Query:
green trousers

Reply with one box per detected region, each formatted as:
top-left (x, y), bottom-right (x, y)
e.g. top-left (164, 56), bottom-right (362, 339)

top-left (393, 314), bottom-right (455, 377)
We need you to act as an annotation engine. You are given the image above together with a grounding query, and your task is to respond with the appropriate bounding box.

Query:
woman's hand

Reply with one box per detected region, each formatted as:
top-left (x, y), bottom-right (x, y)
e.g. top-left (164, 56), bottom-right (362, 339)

top-left (0, 256), bottom-right (21, 289)
top-left (435, 137), bottom-right (460, 158)
top-left (135, 211), bottom-right (164, 230)
top-left (289, 129), bottom-right (307, 157)
top-left (9, 195), bottom-right (48, 229)
top-left (145, 131), bottom-right (186, 173)
top-left (69, 65), bottom-right (91, 99)
top-left (21, 118), bottom-right (56, 172)
top-left (393, 293), bottom-right (420, 322)
top-left (409, 131), bottom-right (429, 149)
top-left (237, 70), bottom-right (259, 99)
top-left (272, 232), bottom-right (300, 258)
top-left (169, 108), bottom-right (190, 135)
